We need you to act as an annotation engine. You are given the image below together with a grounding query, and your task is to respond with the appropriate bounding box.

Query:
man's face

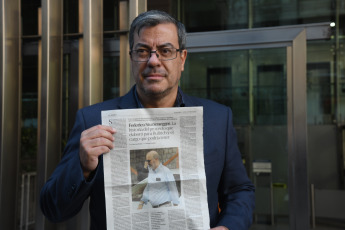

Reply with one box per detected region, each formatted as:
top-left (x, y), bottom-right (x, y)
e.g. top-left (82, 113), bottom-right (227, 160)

top-left (146, 157), bottom-right (153, 168)
top-left (130, 23), bottom-right (187, 102)
top-left (146, 154), bottom-right (157, 170)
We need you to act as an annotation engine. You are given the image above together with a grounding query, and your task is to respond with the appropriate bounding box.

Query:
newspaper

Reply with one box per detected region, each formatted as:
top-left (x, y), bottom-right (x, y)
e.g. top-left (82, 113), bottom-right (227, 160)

top-left (102, 107), bottom-right (210, 230)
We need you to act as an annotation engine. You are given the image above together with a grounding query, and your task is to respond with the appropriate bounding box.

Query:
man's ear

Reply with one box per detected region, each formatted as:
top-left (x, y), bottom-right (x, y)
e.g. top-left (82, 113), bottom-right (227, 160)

top-left (180, 49), bottom-right (187, 71)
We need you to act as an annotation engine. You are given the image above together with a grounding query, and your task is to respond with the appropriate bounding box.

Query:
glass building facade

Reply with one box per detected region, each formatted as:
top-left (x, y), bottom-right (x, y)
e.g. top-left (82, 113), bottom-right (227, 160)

top-left (1, 0), bottom-right (345, 229)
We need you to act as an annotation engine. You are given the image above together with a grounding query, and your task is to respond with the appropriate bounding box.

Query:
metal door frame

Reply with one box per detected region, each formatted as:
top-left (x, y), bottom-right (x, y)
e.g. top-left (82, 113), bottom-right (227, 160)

top-left (186, 22), bottom-right (331, 229)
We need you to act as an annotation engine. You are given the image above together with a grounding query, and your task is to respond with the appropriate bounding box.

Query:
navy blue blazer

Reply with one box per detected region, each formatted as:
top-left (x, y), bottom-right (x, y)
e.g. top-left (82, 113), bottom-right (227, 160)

top-left (40, 86), bottom-right (255, 230)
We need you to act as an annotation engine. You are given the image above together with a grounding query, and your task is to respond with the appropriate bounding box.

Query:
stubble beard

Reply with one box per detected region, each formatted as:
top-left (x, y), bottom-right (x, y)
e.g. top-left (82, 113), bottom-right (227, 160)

top-left (138, 73), bottom-right (179, 100)
top-left (138, 81), bottom-right (175, 99)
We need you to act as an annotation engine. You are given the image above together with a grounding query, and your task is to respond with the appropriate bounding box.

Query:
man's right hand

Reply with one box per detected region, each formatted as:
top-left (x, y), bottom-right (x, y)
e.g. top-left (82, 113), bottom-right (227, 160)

top-left (137, 202), bottom-right (144, 209)
top-left (79, 125), bottom-right (116, 179)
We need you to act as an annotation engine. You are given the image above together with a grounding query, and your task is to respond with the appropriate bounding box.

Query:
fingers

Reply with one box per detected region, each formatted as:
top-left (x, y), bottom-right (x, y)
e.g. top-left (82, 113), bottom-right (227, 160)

top-left (81, 135), bottom-right (114, 151)
top-left (82, 125), bottom-right (116, 141)
top-left (81, 125), bottom-right (115, 149)
top-left (79, 125), bottom-right (116, 178)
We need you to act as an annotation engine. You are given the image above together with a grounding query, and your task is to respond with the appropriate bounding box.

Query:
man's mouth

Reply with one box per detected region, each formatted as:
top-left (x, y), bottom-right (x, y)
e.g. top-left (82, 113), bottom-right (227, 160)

top-left (145, 74), bottom-right (164, 80)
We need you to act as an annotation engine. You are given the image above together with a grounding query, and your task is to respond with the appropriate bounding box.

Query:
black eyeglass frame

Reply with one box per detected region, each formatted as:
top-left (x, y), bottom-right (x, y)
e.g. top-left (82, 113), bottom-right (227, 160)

top-left (129, 48), bottom-right (183, 62)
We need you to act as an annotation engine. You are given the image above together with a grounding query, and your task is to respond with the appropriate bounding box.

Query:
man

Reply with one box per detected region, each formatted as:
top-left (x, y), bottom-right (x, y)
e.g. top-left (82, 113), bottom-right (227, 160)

top-left (137, 150), bottom-right (179, 209)
top-left (40, 10), bottom-right (255, 230)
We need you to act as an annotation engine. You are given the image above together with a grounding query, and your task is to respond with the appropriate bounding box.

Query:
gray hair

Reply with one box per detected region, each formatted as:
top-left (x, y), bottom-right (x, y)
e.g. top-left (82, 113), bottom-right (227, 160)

top-left (147, 150), bottom-right (160, 160)
top-left (129, 10), bottom-right (186, 50)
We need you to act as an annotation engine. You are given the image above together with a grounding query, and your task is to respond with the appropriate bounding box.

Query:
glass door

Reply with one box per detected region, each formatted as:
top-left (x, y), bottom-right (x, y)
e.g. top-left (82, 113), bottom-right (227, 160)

top-left (181, 48), bottom-right (290, 229)
top-left (181, 24), bottom-right (330, 229)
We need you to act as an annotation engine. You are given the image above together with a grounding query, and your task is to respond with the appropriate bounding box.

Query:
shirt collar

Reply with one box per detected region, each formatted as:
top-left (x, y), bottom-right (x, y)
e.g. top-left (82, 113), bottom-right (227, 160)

top-left (134, 85), bottom-right (185, 108)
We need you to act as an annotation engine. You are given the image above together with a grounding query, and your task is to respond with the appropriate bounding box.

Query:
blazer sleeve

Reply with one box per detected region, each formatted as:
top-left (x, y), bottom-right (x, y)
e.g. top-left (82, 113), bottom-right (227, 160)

top-left (39, 110), bottom-right (100, 222)
top-left (216, 107), bottom-right (255, 229)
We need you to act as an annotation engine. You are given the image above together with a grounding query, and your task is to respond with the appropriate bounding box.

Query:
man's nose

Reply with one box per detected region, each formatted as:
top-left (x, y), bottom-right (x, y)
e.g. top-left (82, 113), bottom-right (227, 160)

top-left (147, 51), bottom-right (161, 65)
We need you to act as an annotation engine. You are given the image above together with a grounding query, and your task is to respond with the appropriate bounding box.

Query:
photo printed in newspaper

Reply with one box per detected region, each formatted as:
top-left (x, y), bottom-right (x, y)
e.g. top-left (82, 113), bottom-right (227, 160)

top-left (101, 107), bottom-right (210, 230)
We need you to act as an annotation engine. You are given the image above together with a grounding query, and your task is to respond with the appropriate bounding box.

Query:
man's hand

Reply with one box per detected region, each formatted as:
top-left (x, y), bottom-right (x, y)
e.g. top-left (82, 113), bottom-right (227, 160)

top-left (210, 227), bottom-right (229, 230)
top-left (137, 202), bottom-right (144, 210)
top-left (80, 125), bottom-right (116, 179)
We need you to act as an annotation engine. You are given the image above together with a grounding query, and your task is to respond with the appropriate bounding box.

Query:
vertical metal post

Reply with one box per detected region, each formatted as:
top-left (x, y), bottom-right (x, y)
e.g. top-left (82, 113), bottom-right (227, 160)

top-left (78, 0), bottom-right (84, 108)
top-left (248, 0), bottom-right (253, 29)
top-left (119, 0), bottom-right (130, 96)
top-left (270, 175), bottom-right (274, 225)
top-left (0, 0), bottom-right (21, 229)
top-left (20, 172), bottom-right (37, 229)
top-left (25, 174), bottom-right (31, 230)
top-left (35, 0), bottom-right (63, 229)
top-left (335, 0), bottom-right (342, 123)
top-left (248, 50), bottom-right (254, 125)
top-left (121, 0), bottom-right (147, 95)
top-left (287, 29), bottom-right (309, 229)
top-left (20, 174), bottom-right (25, 229)
top-left (129, 0), bottom-right (147, 24)
top-left (74, 2), bottom-right (91, 228)
top-left (82, 0), bottom-right (103, 106)
top-left (310, 184), bottom-right (315, 228)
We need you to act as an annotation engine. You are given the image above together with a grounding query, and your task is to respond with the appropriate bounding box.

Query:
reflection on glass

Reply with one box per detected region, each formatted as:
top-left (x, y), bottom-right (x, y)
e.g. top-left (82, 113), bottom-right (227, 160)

top-left (63, 0), bottom-right (79, 34)
top-left (179, 0), bottom-right (248, 31)
top-left (181, 50), bottom-right (249, 124)
top-left (104, 0), bottom-right (119, 31)
top-left (174, 0), bottom-right (336, 32)
top-left (181, 48), bottom-right (289, 227)
top-left (21, 54), bottom-right (38, 173)
top-left (255, 64), bottom-right (286, 125)
top-left (21, 0), bottom-right (41, 36)
top-left (307, 62), bottom-right (332, 124)
top-left (307, 41), bottom-right (344, 228)
top-left (61, 40), bottom-right (80, 147)
top-left (103, 55), bottom-right (120, 100)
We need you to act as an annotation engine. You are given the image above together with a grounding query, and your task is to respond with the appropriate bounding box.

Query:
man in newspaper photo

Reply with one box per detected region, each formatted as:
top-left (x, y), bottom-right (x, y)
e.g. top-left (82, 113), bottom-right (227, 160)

top-left (40, 10), bottom-right (255, 230)
top-left (137, 150), bottom-right (180, 209)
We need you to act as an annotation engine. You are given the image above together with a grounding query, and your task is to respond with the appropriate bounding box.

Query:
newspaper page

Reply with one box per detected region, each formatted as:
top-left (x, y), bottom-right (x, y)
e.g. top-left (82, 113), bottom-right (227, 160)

top-left (102, 107), bottom-right (210, 230)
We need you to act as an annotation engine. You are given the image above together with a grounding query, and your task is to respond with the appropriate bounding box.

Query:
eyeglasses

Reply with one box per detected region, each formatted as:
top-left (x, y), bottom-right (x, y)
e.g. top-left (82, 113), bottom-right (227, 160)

top-left (130, 47), bottom-right (183, 62)
top-left (146, 160), bottom-right (151, 163)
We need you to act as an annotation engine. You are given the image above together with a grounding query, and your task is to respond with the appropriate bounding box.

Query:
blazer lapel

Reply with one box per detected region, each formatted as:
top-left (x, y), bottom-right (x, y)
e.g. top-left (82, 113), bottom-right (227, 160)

top-left (118, 86), bottom-right (138, 109)
top-left (179, 89), bottom-right (201, 107)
